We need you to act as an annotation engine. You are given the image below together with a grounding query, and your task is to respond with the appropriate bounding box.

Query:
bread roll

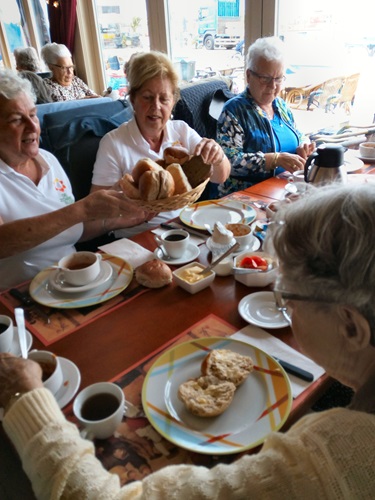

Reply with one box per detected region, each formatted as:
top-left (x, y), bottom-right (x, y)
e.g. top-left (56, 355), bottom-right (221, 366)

top-left (158, 169), bottom-right (175, 199)
top-left (132, 158), bottom-right (164, 184)
top-left (118, 173), bottom-right (141, 199)
top-left (138, 170), bottom-right (160, 201)
top-left (135, 259), bottom-right (173, 288)
top-left (201, 349), bottom-right (254, 387)
top-left (164, 146), bottom-right (190, 166)
top-left (178, 375), bottom-right (236, 417)
top-left (166, 164), bottom-right (192, 195)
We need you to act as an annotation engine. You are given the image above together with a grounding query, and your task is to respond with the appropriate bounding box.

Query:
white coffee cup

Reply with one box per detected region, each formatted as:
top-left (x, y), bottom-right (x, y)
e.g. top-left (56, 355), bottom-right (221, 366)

top-left (73, 382), bottom-right (125, 440)
top-left (155, 229), bottom-right (190, 259)
top-left (58, 251), bottom-right (102, 286)
top-left (359, 142), bottom-right (375, 159)
top-left (225, 223), bottom-right (253, 250)
top-left (28, 350), bottom-right (63, 395)
top-left (0, 315), bottom-right (13, 353)
top-left (291, 169), bottom-right (306, 182)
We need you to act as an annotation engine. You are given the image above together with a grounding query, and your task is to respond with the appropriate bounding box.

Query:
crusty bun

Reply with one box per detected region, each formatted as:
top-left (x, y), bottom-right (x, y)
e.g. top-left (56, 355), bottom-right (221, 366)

top-left (178, 375), bottom-right (236, 417)
top-left (132, 158), bottom-right (164, 184)
top-left (166, 163), bottom-right (192, 195)
top-left (164, 146), bottom-right (190, 166)
top-left (135, 259), bottom-right (173, 288)
top-left (201, 349), bottom-right (254, 387)
top-left (138, 169), bottom-right (175, 201)
top-left (118, 173), bottom-right (141, 200)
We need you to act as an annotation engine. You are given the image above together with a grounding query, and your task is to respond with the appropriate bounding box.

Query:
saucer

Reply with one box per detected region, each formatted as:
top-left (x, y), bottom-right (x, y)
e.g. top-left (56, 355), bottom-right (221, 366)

top-left (49, 261), bottom-right (113, 293)
top-left (233, 236), bottom-right (261, 255)
top-left (238, 291), bottom-right (289, 329)
top-left (54, 357), bottom-right (81, 409)
top-left (154, 243), bottom-right (200, 265)
top-left (9, 327), bottom-right (33, 356)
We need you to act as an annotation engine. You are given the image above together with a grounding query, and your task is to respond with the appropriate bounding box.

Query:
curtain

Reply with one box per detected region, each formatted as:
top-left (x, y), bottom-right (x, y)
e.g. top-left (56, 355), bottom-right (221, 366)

top-left (47, 0), bottom-right (77, 54)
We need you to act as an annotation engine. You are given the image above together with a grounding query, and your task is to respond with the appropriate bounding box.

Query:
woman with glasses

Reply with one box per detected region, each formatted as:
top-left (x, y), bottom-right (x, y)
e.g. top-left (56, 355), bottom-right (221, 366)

top-left (0, 182), bottom-right (374, 498)
top-left (217, 36), bottom-right (315, 196)
top-left (41, 43), bottom-right (100, 102)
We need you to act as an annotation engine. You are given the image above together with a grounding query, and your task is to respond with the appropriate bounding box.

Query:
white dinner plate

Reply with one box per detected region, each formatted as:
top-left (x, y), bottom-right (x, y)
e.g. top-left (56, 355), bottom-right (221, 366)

top-left (9, 327), bottom-right (33, 356)
top-left (49, 260), bottom-right (113, 293)
top-left (54, 357), bottom-right (81, 409)
top-left (29, 255), bottom-right (133, 309)
top-left (154, 243), bottom-right (200, 265)
top-left (238, 291), bottom-right (289, 329)
top-left (179, 199), bottom-right (256, 230)
top-left (142, 337), bottom-right (292, 455)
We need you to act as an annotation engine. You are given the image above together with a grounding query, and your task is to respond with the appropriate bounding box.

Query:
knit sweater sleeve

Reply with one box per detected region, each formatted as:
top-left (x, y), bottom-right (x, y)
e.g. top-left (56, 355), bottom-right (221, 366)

top-left (3, 389), bottom-right (375, 499)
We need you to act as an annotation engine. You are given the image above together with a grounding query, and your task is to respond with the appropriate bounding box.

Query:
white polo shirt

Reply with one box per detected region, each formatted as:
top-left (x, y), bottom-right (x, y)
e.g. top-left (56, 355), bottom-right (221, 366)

top-left (92, 118), bottom-right (202, 237)
top-left (0, 150), bottom-right (83, 290)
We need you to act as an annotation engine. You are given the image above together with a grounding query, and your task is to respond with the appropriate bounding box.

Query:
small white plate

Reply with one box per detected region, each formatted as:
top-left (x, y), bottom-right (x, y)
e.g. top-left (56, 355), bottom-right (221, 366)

top-left (54, 357), bottom-right (81, 409)
top-left (49, 261), bottom-right (113, 293)
top-left (354, 152), bottom-right (375, 164)
top-left (9, 327), bottom-right (33, 356)
top-left (344, 149), bottom-right (364, 171)
top-left (238, 291), bottom-right (289, 329)
top-left (154, 243), bottom-right (200, 265)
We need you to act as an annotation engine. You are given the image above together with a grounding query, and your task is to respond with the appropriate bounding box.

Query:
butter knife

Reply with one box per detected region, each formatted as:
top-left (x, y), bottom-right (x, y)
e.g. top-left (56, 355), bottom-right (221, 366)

top-left (273, 357), bottom-right (314, 382)
top-left (10, 289), bottom-right (51, 324)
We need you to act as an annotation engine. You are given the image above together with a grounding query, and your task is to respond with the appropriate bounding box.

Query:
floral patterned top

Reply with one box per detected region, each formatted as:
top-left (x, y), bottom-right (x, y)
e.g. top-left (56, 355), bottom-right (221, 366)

top-left (217, 88), bottom-right (305, 196)
top-left (44, 76), bottom-right (98, 102)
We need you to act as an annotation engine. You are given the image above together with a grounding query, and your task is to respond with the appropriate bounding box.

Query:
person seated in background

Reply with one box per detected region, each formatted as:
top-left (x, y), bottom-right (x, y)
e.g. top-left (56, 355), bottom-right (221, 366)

top-left (90, 51), bottom-right (230, 238)
top-left (40, 42), bottom-right (101, 101)
top-left (1, 182), bottom-right (375, 498)
top-left (0, 70), bottom-right (149, 290)
top-left (217, 36), bottom-right (315, 196)
top-left (14, 47), bottom-right (53, 104)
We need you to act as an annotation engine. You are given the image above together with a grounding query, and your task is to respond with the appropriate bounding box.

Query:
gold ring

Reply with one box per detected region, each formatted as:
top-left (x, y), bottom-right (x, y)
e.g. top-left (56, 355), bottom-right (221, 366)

top-left (119, 213), bottom-right (123, 218)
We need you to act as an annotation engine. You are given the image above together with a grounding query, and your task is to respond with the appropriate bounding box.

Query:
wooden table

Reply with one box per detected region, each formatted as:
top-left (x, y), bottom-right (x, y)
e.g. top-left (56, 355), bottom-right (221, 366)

top-left (0, 177), bottom-right (331, 497)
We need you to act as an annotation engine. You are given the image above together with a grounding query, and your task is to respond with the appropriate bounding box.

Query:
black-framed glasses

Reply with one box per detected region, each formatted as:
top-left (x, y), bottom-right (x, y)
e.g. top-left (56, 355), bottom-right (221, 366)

top-left (50, 63), bottom-right (75, 73)
top-left (249, 70), bottom-right (285, 86)
top-left (273, 289), bottom-right (331, 324)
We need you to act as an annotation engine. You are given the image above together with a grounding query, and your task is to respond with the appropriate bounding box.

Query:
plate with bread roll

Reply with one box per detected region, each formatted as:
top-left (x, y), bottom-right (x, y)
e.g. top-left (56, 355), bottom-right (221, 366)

top-left (142, 337), bottom-right (292, 455)
top-left (118, 147), bottom-right (212, 212)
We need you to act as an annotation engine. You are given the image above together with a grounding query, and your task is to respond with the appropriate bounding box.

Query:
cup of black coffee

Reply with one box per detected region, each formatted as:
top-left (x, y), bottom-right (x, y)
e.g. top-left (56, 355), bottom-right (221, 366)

top-left (154, 229), bottom-right (190, 259)
top-left (73, 382), bottom-right (125, 440)
top-left (0, 315), bottom-right (13, 353)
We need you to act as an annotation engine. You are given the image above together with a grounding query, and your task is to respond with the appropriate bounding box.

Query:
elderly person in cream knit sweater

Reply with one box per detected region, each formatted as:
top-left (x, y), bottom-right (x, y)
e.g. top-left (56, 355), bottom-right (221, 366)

top-left (1, 182), bottom-right (375, 499)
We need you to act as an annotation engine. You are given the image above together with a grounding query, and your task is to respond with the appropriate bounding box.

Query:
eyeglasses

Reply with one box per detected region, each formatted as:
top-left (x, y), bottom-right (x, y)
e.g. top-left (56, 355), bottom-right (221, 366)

top-left (273, 289), bottom-right (332, 324)
top-left (249, 70), bottom-right (285, 86)
top-left (50, 63), bottom-right (75, 73)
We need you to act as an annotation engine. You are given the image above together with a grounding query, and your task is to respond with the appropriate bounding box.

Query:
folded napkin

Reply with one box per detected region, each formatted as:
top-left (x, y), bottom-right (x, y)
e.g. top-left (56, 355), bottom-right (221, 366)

top-left (98, 238), bottom-right (154, 269)
top-left (231, 325), bottom-right (325, 398)
top-left (151, 227), bottom-right (206, 246)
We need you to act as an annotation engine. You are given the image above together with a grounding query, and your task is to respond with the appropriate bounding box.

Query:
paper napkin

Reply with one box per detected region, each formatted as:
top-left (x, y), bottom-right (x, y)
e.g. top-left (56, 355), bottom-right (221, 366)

top-left (231, 325), bottom-right (325, 398)
top-left (98, 238), bottom-right (154, 269)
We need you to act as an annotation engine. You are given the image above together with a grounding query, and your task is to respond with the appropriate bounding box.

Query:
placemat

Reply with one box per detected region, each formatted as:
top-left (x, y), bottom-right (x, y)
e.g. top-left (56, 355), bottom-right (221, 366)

top-left (65, 314), bottom-right (240, 485)
top-left (0, 277), bottom-right (150, 347)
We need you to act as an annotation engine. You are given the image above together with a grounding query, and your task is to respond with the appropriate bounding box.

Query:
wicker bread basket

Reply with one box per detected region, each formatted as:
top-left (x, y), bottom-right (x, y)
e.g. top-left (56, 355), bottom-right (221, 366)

top-left (130, 155), bottom-right (211, 212)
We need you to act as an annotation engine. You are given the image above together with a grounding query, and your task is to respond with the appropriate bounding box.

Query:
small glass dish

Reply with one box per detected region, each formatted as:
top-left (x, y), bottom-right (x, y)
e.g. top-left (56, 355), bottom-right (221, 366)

top-left (173, 262), bottom-right (215, 294)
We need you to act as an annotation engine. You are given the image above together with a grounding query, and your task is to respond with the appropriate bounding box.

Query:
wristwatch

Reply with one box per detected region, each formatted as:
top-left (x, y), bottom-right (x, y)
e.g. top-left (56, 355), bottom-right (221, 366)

top-left (4, 391), bottom-right (26, 415)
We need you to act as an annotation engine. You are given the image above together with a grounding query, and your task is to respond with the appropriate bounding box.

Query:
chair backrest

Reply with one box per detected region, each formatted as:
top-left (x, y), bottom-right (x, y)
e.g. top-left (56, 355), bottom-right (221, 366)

top-left (338, 73), bottom-right (360, 106)
top-left (39, 99), bottom-right (133, 200)
top-left (315, 76), bottom-right (345, 111)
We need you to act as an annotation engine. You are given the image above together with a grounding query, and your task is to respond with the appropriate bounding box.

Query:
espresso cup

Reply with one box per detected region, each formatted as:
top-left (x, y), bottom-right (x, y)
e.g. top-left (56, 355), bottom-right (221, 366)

top-left (73, 382), bottom-right (125, 440)
top-left (155, 229), bottom-right (190, 259)
top-left (359, 142), bottom-right (375, 159)
top-left (28, 350), bottom-right (63, 395)
top-left (291, 169), bottom-right (305, 182)
top-left (0, 315), bottom-right (13, 353)
top-left (58, 251), bottom-right (102, 286)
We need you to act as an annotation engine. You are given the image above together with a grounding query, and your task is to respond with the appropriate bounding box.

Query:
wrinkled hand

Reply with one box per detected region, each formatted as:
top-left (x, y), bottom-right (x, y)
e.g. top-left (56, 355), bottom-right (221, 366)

top-left (297, 142), bottom-right (316, 160)
top-left (0, 353), bottom-right (43, 408)
top-left (80, 190), bottom-right (148, 226)
top-left (194, 138), bottom-right (224, 166)
top-left (278, 152), bottom-right (306, 173)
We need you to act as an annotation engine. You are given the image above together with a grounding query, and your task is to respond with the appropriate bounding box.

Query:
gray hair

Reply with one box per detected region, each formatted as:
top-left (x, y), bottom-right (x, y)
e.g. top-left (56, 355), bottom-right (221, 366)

top-left (246, 36), bottom-right (285, 71)
top-left (0, 69), bottom-right (36, 102)
top-left (41, 42), bottom-right (72, 66)
top-left (266, 182), bottom-right (375, 340)
top-left (14, 47), bottom-right (42, 72)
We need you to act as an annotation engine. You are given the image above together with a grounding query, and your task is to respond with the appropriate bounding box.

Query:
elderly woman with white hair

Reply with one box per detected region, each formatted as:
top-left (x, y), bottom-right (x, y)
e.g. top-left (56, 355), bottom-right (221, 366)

top-left (41, 42), bottom-right (100, 101)
top-left (217, 36), bottom-right (315, 196)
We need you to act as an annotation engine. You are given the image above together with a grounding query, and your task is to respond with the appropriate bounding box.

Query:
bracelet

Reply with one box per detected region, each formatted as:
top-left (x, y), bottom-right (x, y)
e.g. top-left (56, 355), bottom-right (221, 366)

top-left (271, 152), bottom-right (280, 169)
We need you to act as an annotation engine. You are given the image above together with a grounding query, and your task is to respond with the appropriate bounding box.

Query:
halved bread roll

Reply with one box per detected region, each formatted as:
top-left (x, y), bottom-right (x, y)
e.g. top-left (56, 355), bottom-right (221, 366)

top-left (166, 163), bottom-right (192, 195)
top-left (178, 375), bottom-right (236, 417)
top-left (201, 349), bottom-right (254, 387)
top-left (118, 173), bottom-right (141, 199)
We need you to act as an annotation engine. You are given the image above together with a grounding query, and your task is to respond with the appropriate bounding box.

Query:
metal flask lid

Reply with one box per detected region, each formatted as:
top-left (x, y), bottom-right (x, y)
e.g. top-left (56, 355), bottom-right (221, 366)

top-left (315, 143), bottom-right (346, 168)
